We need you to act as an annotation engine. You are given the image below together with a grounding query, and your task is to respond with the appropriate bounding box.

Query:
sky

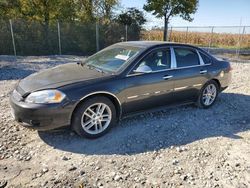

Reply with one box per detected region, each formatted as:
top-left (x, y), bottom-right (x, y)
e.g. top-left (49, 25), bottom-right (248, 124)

top-left (120, 0), bottom-right (250, 28)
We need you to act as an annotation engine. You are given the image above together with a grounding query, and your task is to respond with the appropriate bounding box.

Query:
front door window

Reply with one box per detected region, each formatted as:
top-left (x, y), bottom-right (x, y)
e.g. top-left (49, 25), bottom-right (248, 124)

top-left (134, 48), bottom-right (171, 72)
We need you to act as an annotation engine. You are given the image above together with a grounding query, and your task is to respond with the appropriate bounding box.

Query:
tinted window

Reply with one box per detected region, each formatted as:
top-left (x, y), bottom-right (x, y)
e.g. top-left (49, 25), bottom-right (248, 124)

top-left (174, 48), bottom-right (200, 68)
top-left (200, 52), bottom-right (212, 64)
top-left (135, 48), bottom-right (171, 72)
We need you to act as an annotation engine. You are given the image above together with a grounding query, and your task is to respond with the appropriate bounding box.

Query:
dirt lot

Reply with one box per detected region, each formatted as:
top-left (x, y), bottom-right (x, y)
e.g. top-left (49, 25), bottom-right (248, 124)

top-left (0, 55), bottom-right (250, 188)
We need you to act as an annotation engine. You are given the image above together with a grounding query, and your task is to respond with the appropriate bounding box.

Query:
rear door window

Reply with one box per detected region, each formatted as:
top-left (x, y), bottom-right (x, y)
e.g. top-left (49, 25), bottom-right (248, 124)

top-left (174, 48), bottom-right (200, 68)
top-left (200, 52), bottom-right (212, 64)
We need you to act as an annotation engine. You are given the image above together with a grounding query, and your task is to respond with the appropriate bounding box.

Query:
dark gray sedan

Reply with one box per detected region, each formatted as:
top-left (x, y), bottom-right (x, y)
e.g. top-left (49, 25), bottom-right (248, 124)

top-left (10, 42), bottom-right (232, 138)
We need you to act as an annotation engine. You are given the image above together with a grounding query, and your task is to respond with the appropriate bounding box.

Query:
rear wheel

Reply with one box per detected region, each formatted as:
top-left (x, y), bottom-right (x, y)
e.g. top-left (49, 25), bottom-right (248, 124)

top-left (72, 96), bottom-right (117, 138)
top-left (196, 80), bottom-right (219, 108)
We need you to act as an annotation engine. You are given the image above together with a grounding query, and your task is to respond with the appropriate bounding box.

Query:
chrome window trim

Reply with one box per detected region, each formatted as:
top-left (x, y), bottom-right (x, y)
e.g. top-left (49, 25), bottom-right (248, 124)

top-left (173, 47), bottom-right (201, 68)
top-left (127, 67), bottom-right (174, 77)
top-left (170, 47), bottom-right (177, 68)
top-left (126, 46), bottom-right (212, 78)
top-left (172, 63), bottom-right (211, 70)
top-left (198, 50), bottom-right (213, 65)
top-left (197, 50), bottom-right (205, 65)
top-left (172, 47), bottom-right (211, 70)
top-left (126, 46), bottom-right (173, 77)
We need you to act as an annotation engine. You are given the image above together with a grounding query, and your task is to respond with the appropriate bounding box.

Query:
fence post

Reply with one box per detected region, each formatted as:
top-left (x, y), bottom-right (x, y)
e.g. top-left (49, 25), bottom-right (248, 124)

top-left (237, 26), bottom-right (246, 58)
top-left (96, 21), bottom-right (100, 52)
top-left (208, 26), bottom-right (214, 52)
top-left (185, 26), bottom-right (189, 43)
top-left (9, 19), bottom-right (16, 56)
top-left (57, 21), bottom-right (62, 55)
top-left (125, 24), bottom-right (128, 41)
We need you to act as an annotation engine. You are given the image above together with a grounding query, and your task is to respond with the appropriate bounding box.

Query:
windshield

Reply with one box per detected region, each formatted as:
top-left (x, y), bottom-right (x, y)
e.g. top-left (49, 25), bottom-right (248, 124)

top-left (84, 45), bottom-right (142, 73)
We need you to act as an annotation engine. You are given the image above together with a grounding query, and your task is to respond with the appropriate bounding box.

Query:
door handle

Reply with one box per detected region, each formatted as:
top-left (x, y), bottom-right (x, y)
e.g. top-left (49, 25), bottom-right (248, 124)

top-left (200, 70), bottom-right (207, 74)
top-left (163, 75), bottom-right (173, 80)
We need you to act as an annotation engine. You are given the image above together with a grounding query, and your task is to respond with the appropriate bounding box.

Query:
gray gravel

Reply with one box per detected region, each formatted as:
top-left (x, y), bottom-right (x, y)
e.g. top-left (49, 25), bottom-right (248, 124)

top-left (0, 55), bottom-right (250, 187)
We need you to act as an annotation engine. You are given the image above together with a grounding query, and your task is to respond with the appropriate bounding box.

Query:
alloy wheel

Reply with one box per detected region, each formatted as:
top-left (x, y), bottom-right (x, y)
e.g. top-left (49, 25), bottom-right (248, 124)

top-left (202, 84), bottom-right (217, 106)
top-left (81, 103), bottom-right (112, 135)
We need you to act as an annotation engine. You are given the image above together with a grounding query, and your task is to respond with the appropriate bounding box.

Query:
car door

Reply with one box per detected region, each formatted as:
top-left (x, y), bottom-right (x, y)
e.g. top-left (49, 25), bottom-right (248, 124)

top-left (171, 47), bottom-right (210, 103)
top-left (123, 47), bottom-right (175, 114)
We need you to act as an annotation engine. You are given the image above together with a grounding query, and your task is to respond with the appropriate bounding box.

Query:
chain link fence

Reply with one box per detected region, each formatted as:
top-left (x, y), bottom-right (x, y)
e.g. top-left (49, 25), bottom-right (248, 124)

top-left (0, 19), bottom-right (141, 56)
top-left (142, 26), bottom-right (250, 59)
top-left (0, 19), bottom-right (250, 59)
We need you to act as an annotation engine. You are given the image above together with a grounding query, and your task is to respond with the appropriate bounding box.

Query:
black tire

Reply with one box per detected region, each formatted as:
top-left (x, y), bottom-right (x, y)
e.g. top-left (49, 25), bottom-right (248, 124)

top-left (196, 80), bottom-right (219, 109)
top-left (72, 96), bottom-right (117, 139)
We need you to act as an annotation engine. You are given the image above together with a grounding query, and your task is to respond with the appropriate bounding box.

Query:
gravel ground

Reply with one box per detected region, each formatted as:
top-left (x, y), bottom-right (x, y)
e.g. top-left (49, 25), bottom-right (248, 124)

top-left (0, 55), bottom-right (250, 188)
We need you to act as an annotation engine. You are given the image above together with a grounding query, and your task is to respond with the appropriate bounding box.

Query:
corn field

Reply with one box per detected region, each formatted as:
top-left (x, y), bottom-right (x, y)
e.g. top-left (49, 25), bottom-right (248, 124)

top-left (141, 28), bottom-right (250, 50)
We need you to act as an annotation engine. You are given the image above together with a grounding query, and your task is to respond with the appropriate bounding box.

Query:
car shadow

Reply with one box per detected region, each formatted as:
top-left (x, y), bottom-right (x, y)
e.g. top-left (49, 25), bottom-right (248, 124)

top-left (38, 92), bottom-right (250, 155)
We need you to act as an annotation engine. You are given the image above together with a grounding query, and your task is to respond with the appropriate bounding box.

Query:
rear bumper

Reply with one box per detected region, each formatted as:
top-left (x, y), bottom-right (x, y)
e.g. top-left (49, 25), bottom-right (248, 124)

top-left (9, 93), bottom-right (72, 131)
top-left (217, 69), bottom-right (232, 90)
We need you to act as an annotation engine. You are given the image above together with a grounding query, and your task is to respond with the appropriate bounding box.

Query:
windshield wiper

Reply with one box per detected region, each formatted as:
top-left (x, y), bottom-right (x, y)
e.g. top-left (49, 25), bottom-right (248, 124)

top-left (76, 61), bottom-right (85, 66)
top-left (95, 67), bottom-right (105, 73)
top-left (86, 64), bottom-right (105, 73)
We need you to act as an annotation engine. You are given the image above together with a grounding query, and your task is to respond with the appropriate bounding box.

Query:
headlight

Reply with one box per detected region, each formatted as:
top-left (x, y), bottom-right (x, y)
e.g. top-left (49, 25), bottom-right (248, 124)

top-left (25, 90), bottom-right (66, 104)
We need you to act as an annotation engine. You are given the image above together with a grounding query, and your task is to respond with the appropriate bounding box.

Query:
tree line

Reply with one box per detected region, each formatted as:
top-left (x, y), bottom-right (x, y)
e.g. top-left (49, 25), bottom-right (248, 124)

top-left (0, 0), bottom-right (198, 49)
top-left (0, 0), bottom-right (147, 30)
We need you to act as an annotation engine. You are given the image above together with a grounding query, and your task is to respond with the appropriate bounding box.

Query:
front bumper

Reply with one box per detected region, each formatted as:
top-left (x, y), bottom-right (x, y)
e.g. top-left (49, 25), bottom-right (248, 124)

top-left (9, 92), bottom-right (73, 131)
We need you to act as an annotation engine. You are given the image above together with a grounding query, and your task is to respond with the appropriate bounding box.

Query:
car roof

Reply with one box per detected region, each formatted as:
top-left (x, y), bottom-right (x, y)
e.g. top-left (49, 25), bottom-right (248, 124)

top-left (116, 41), bottom-right (199, 49)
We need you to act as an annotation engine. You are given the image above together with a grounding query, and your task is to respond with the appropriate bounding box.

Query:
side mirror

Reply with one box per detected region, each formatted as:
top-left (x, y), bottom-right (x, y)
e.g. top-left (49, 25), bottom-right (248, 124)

top-left (133, 65), bottom-right (152, 74)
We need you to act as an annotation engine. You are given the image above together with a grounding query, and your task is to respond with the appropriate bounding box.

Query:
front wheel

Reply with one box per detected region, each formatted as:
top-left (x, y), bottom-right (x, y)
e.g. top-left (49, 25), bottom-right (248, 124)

top-left (72, 96), bottom-right (117, 138)
top-left (196, 80), bottom-right (219, 109)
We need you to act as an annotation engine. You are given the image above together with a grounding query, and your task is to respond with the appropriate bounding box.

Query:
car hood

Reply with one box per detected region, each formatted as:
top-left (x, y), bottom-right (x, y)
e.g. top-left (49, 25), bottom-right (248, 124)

top-left (17, 63), bottom-right (109, 96)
